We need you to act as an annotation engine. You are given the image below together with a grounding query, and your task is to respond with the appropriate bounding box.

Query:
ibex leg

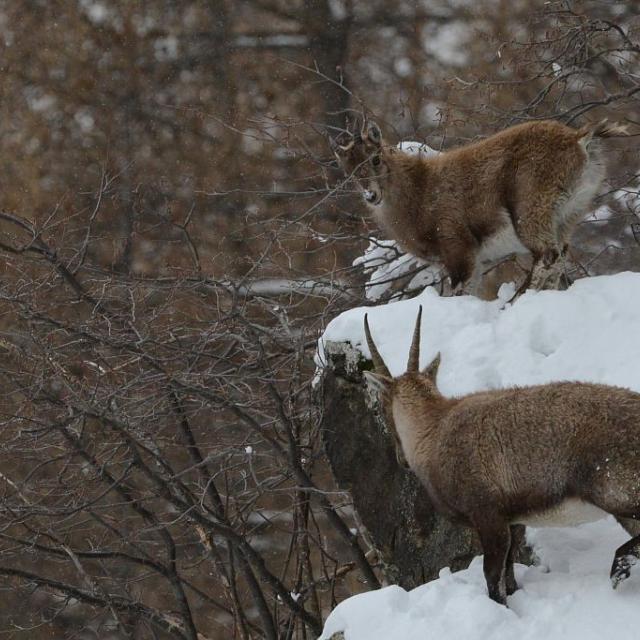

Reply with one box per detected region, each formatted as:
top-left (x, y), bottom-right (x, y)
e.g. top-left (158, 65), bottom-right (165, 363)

top-left (477, 519), bottom-right (512, 604)
top-left (611, 533), bottom-right (640, 588)
top-left (530, 250), bottom-right (561, 290)
top-left (439, 224), bottom-right (477, 294)
top-left (505, 524), bottom-right (525, 595)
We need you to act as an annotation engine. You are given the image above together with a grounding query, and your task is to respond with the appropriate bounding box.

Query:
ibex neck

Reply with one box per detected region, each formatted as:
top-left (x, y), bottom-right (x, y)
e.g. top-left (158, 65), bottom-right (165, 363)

top-left (384, 148), bottom-right (430, 189)
top-left (391, 393), bottom-right (449, 469)
top-left (369, 150), bottom-right (437, 261)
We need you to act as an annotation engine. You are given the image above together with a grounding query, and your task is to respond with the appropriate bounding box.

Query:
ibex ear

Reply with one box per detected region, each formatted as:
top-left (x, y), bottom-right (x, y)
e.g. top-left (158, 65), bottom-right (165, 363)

top-left (363, 370), bottom-right (392, 396)
top-left (423, 353), bottom-right (441, 380)
top-left (365, 121), bottom-right (382, 146)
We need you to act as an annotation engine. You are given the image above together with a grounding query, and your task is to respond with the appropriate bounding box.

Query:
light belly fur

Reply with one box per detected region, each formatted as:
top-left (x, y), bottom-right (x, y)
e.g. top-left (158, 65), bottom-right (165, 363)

top-left (553, 155), bottom-right (605, 243)
top-left (513, 498), bottom-right (608, 528)
top-left (477, 211), bottom-right (528, 266)
top-left (392, 402), bottom-right (419, 468)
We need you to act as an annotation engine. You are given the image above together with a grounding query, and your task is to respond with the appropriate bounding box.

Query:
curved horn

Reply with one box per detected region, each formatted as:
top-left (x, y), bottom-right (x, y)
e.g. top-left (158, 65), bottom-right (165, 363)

top-left (331, 128), bottom-right (355, 154)
top-left (407, 306), bottom-right (423, 373)
top-left (363, 314), bottom-right (391, 378)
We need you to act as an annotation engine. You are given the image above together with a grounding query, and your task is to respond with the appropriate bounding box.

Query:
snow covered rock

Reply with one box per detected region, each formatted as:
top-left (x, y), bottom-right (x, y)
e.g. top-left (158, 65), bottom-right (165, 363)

top-left (318, 271), bottom-right (640, 640)
top-left (320, 271), bottom-right (640, 396)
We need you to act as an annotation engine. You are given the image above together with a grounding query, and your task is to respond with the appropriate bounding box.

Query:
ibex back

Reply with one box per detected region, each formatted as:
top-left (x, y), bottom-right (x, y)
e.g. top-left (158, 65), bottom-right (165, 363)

top-left (364, 307), bottom-right (640, 604)
top-left (334, 119), bottom-right (627, 294)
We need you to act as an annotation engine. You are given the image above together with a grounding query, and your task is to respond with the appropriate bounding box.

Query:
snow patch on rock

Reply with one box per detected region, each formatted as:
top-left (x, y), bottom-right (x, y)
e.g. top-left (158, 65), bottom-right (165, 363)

top-left (318, 272), bottom-right (640, 640)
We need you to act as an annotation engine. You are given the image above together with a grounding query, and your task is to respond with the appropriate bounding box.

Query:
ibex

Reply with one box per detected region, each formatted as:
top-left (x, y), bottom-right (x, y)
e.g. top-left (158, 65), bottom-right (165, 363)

top-left (364, 307), bottom-right (640, 604)
top-left (333, 118), bottom-right (627, 293)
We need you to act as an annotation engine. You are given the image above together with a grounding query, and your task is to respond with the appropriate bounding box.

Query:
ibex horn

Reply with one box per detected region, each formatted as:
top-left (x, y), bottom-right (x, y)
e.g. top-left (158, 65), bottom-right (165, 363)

top-left (364, 314), bottom-right (392, 378)
top-left (407, 306), bottom-right (423, 373)
top-left (331, 124), bottom-right (355, 152)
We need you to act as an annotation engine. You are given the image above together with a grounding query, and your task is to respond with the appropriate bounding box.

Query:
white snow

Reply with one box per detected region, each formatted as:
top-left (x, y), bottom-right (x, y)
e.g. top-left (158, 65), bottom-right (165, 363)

top-left (320, 518), bottom-right (638, 640)
top-left (422, 21), bottom-right (470, 67)
top-left (397, 140), bottom-right (440, 157)
top-left (320, 271), bottom-right (640, 396)
top-left (614, 178), bottom-right (640, 214)
top-left (585, 203), bottom-right (615, 221)
top-left (318, 271), bottom-right (640, 639)
top-left (80, 0), bottom-right (109, 24)
top-left (352, 238), bottom-right (441, 301)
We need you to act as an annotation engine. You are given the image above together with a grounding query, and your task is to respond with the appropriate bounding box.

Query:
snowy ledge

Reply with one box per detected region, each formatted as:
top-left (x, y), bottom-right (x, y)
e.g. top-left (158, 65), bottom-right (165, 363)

top-left (318, 272), bottom-right (640, 640)
top-left (319, 271), bottom-right (640, 396)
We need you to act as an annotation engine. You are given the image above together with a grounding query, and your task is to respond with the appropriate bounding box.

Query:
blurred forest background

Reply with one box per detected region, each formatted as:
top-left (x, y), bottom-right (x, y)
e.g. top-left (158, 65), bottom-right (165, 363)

top-left (0, 1), bottom-right (639, 639)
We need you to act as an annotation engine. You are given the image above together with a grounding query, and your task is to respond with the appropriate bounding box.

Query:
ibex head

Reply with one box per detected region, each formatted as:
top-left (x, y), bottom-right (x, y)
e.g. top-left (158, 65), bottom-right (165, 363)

top-left (363, 306), bottom-right (441, 468)
top-left (331, 117), bottom-right (388, 206)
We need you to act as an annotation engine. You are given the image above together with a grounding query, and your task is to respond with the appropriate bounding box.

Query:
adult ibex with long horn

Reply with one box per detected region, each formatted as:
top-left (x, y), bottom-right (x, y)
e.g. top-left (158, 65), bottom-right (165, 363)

top-left (333, 117), bottom-right (627, 294)
top-left (364, 306), bottom-right (640, 604)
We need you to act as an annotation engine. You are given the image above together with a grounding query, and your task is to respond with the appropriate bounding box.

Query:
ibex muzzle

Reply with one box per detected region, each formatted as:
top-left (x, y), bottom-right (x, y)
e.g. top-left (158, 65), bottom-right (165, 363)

top-left (365, 306), bottom-right (640, 604)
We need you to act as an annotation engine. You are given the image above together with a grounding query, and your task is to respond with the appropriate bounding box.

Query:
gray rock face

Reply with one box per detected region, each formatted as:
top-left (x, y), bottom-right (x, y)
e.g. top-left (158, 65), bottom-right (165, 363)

top-left (319, 340), bottom-right (530, 589)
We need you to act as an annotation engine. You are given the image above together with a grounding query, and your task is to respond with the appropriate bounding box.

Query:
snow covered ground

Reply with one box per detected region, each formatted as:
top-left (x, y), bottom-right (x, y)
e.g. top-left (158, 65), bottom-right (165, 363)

top-left (318, 271), bottom-right (640, 640)
top-left (320, 518), bottom-right (637, 640)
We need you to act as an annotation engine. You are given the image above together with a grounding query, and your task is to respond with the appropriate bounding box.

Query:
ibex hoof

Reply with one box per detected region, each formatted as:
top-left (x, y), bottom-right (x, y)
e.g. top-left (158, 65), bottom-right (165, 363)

top-left (611, 554), bottom-right (637, 589)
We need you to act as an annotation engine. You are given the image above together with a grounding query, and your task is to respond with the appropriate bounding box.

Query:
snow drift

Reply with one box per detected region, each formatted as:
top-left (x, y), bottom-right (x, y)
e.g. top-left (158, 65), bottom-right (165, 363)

top-left (318, 271), bottom-right (640, 640)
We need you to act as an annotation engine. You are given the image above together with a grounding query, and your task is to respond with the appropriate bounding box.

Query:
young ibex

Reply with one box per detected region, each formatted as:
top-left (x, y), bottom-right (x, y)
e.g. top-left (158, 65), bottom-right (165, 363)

top-left (333, 118), bottom-right (627, 293)
top-left (364, 307), bottom-right (640, 604)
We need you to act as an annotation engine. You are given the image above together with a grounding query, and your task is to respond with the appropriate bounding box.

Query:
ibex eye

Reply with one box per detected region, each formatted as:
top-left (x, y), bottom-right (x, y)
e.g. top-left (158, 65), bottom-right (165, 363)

top-left (372, 156), bottom-right (381, 167)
